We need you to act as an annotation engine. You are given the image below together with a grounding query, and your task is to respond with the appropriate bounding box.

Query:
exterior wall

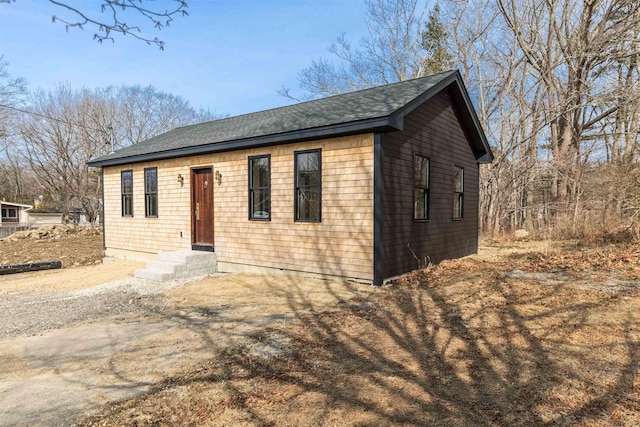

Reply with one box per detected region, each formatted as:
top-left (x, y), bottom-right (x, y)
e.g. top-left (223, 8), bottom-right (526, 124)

top-left (18, 209), bottom-right (30, 223)
top-left (102, 134), bottom-right (375, 281)
top-left (26, 212), bottom-right (63, 225)
top-left (381, 89), bottom-right (480, 279)
top-left (0, 203), bottom-right (33, 223)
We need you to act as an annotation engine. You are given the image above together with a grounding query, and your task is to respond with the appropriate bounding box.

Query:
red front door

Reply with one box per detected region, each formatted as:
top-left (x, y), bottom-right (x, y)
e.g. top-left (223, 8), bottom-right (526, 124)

top-left (191, 167), bottom-right (214, 251)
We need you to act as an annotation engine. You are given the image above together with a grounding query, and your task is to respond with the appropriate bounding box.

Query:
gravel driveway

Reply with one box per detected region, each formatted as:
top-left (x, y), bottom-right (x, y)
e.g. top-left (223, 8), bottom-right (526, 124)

top-left (0, 266), bottom-right (364, 426)
top-left (0, 275), bottom-right (206, 339)
top-left (0, 273), bottom-right (223, 426)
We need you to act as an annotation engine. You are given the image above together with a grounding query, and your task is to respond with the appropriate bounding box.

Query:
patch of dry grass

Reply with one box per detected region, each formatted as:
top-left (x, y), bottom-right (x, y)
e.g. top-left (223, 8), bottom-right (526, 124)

top-left (81, 240), bottom-right (640, 426)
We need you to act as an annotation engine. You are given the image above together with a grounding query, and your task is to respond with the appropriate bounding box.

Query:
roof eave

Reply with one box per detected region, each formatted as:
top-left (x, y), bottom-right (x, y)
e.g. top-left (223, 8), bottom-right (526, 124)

top-left (88, 116), bottom-right (396, 168)
top-left (0, 201), bottom-right (33, 208)
top-left (449, 72), bottom-right (494, 163)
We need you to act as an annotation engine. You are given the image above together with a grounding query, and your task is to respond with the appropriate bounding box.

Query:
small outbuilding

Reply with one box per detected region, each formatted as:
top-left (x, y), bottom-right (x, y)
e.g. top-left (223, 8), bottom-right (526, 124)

top-left (88, 70), bottom-right (493, 285)
top-left (0, 201), bottom-right (32, 223)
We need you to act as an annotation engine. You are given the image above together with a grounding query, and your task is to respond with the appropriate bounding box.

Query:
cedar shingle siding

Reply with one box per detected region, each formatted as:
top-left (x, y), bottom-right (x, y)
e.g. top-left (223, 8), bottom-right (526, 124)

top-left (381, 89), bottom-right (479, 279)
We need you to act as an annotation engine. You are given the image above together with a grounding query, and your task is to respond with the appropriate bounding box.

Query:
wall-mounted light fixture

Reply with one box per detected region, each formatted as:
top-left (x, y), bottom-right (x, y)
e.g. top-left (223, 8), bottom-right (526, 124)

top-left (177, 173), bottom-right (184, 185)
top-left (215, 170), bottom-right (222, 185)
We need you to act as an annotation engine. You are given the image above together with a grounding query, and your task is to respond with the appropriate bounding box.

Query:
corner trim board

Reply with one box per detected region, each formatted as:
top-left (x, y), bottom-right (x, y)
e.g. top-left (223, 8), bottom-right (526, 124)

top-left (373, 132), bottom-right (384, 286)
top-left (101, 167), bottom-right (106, 250)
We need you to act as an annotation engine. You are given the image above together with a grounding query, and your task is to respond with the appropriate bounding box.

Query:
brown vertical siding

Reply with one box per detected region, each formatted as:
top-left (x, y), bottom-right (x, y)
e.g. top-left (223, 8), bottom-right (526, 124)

top-left (381, 89), bottom-right (479, 279)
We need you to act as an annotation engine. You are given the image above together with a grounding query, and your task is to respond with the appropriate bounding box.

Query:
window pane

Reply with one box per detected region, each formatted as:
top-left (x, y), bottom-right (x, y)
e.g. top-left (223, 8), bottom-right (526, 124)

top-left (123, 195), bottom-right (133, 216)
top-left (294, 150), bottom-right (321, 222)
top-left (296, 152), bottom-right (320, 186)
top-left (251, 157), bottom-right (269, 188)
top-left (122, 171), bottom-right (133, 194)
top-left (453, 166), bottom-right (463, 219)
top-left (144, 168), bottom-right (158, 217)
top-left (297, 188), bottom-right (320, 220)
top-left (250, 189), bottom-right (270, 219)
top-left (453, 167), bottom-right (463, 193)
top-left (454, 194), bottom-right (463, 218)
top-left (145, 169), bottom-right (157, 193)
top-left (414, 188), bottom-right (427, 219)
top-left (414, 155), bottom-right (428, 188)
top-left (122, 170), bottom-right (133, 216)
top-left (249, 156), bottom-right (270, 220)
top-left (146, 194), bottom-right (157, 217)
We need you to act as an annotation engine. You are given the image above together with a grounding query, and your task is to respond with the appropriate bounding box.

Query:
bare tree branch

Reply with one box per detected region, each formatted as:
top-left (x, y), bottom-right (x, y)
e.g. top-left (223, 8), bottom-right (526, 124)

top-left (6, 0), bottom-right (190, 49)
top-left (280, 0), bottom-right (452, 101)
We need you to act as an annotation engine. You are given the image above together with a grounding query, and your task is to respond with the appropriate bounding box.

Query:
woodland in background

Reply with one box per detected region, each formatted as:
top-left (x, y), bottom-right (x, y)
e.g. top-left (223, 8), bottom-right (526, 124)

top-left (282, 0), bottom-right (640, 239)
top-left (0, 57), bottom-right (216, 222)
top-left (3, 0), bottom-right (640, 238)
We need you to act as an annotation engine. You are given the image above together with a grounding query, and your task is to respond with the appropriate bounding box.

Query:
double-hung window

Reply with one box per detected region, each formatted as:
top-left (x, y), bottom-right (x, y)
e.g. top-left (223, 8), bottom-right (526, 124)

top-left (248, 155), bottom-right (271, 220)
top-left (1, 207), bottom-right (18, 221)
top-left (294, 149), bottom-right (321, 222)
top-left (144, 167), bottom-right (158, 218)
top-left (414, 154), bottom-right (429, 220)
top-left (121, 170), bottom-right (133, 217)
top-left (453, 166), bottom-right (464, 219)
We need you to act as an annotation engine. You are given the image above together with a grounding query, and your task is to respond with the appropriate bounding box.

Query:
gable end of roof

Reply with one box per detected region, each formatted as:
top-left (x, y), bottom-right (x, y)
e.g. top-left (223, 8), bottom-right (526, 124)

top-left (389, 70), bottom-right (493, 163)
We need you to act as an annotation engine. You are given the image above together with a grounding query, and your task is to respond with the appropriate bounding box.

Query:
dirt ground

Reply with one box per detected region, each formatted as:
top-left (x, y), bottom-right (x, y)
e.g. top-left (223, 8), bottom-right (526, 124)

top-left (0, 260), bottom-right (145, 298)
top-left (0, 254), bottom-right (372, 426)
top-left (0, 225), bottom-right (104, 268)
top-left (84, 238), bottom-right (640, 427)
top-left (2, 228), bottom-right (640, 426)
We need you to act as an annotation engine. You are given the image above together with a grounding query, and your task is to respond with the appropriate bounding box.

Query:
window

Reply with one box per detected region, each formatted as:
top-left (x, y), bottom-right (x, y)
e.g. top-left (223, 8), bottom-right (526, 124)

top-left (1, 207), bottom-right (18, 220)
top-left (414, 154), bottom-right (429, 220)
top-left (453, 166), bottom-right (464, 219)
top-left (248, 155), bottom-right (270, 220)
top-left (144, 167), bottom-right (158, 218)
top-left (121, 170), bottom-right (133, 217)
top-left (295, 149), bottom-right (321, 222)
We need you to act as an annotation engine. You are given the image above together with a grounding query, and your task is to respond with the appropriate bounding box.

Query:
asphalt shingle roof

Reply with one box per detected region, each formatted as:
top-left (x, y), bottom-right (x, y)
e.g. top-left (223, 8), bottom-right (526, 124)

top-left (89, 70), bottom-right (491, 166)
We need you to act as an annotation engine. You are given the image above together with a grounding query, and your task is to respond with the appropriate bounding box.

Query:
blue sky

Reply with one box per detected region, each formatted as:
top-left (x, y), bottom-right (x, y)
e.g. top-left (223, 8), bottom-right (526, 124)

top-left (0, 1), bottom-right (368, 117)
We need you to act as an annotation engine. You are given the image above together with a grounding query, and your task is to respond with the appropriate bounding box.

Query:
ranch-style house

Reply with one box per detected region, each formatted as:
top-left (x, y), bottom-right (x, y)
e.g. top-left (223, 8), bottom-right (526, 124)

top-left (88, 70), bottom-right (493, 285)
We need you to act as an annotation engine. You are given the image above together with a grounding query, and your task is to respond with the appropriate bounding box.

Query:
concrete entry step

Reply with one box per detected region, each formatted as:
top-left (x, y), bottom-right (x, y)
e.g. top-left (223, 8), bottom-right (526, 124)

top-left (135, 250), bottom-right (217, 282)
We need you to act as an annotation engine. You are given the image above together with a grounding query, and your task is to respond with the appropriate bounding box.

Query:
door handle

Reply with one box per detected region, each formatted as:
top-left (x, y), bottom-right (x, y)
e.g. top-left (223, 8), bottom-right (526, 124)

top-left (195, 202), bottom-right (200, 220)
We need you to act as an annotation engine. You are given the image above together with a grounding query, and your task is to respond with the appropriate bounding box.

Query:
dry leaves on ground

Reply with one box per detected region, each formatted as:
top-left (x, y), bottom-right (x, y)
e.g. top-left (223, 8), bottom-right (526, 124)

top-left (80, 239), bottom-right (640, 427)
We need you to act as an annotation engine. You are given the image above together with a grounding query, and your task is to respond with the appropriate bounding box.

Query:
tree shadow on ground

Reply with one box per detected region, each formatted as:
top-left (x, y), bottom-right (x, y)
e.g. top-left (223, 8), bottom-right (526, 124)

top-left (80, 254), bottom-right (640, 426)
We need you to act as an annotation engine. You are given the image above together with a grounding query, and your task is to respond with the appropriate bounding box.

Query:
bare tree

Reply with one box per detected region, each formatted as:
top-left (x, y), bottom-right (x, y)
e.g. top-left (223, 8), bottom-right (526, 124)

top-left (108, 85), bottom-right (218, 148)
top-left (0, 56), bottom-right (30, 203)
top-left (17, 86), bottom-right (106, 221)
top-left (15, 84), bottom-right (218, 222)
top-left (0, 0), bottom-right (189, 49)
top-left (279, 0), bottom-right (451, 100)
top-left (440, 0), bottom-right (640, 236)
top-left (497, 0), bottom-right (639, 200)
top-left (0, 55), bottom-right (27, 136)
